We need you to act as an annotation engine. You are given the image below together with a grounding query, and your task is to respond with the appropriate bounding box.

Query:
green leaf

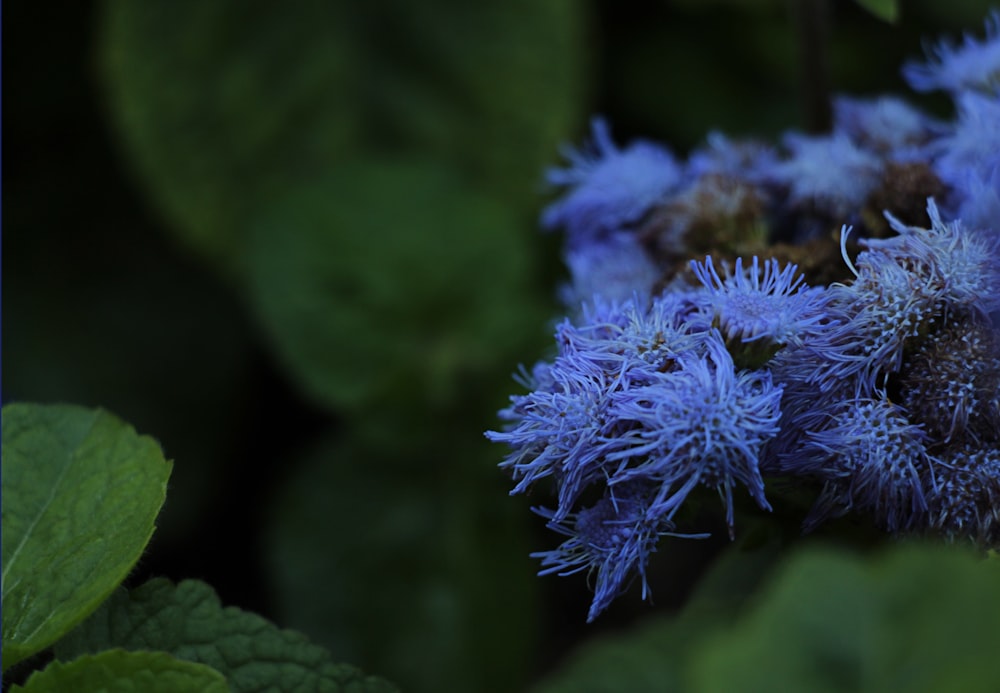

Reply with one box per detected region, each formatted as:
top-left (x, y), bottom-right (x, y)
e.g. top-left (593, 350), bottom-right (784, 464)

top-left (100, 0), bottom-right (360, 267)
top-left (690, 544), bottom-right (1000, 692)
top-left (853, 0), bottom-right (899, 23)
top-left (99, 0), bottom-right (584, 268)
top-left (264, 432), bottom-right (538, 693)
top-left (1, 404), bottom-right (171, 670)
top-left (54, 579), bottom-right (397, 693)
top-left (533, 536), bottom-right (785, 693)
top-left (535, 541), bottom-right (1000, 692)
top-left (12, 649), bottom-right (229, 693)
top-left (246, 158), bottom-right (543, 411)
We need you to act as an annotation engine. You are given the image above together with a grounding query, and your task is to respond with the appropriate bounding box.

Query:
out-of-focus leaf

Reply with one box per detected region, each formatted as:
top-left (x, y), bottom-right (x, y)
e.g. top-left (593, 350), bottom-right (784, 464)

top-left (99, 0), bottom-right (585, 268)
top-left (690, 544), bottom-right (1000, 692)
top-left (532, 535), bottom-right (785, 693)
top-left (536, 541), bottom-right (1000, 692)
top-left (12, 650), bottom-right (229, 693)
top-left (370, 1), bottom-right (586, 205)
top-left (1, 404), bottom-right (171, 670)
top-left (100, 0), bottom-right (359, 267)
top-left (54, 579), bottom-right (397, 693)
top-left (854, 0), bottom-right (900, 23)
top-left (247, 158), bottom-right (541, 411)
top-left (264, 431), bottom-right (538, 693)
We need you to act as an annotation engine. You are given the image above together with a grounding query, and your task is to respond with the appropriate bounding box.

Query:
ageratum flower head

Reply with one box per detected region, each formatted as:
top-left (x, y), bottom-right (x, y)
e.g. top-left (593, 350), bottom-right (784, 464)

top-left (760, 132), bottom-right (883, 221)
top-left (795, 397), bottom-right (933, 534)
top-left (559, 232), bottom-right (661, 308)
top-left (926, 443), bottom-right (1000, 544)
top-left (604, 331), bottom-right (783, 532)
top-left (900, 312), bottom-right (1000, 444)
top-left (532, 482), bottom-right (707, 623)
top-left (928, 91), bottom-right (1000, 195)
top-left (872, 199), bottom-right (1000, 315)
top-left (690, 255), bottom-right (833, 350)
top-left (832, 94), bottom-right (939, 158)
top-left (803, 200), bottom-right (1000, 393)
top-left (487, 293), bottom-right (702, 521)
top-left (542, 117), bottom-right (683, 245)
top-left (685, 131), bottom-right (778, 182)
top-left (903, 11), bottom-right (1000, 94)
top-left (954, 163), bottom-right (1000, 231)
top-left (486, 350), bottom-right (623, 520)
top-left (556, 292), bottom-right (702, 377)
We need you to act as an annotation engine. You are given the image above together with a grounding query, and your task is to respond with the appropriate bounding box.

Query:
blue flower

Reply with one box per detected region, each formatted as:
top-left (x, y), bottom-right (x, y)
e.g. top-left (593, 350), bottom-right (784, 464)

top-left (927, 444), bottom-right (1000, 544)
top-left (685, 131), bottom-right (778, 182)
top-left (690, 255), bottom-right (833, 348)
top-left (559, 232), bottom-right (661, 308)
top-left (929, 91), bottom-right (1000, 195)
top-left (531, 482), bottom-right (708, 622)
top-left (605, 332), bottom-right (783, 532)
top-left (487, 293), bottom-right (704, 521)
top-left (873, 200), bottom-right (1000, 315)
top-left (556, 292), bottom-right (703, 378)
top-left (832, 94), bottom-right (939, 158)
top-left (486, 349), bottom-right (625, 521)
top-left (803, 202), bottom-right (1000, 393)
top-left (902, 11), bottom-right (1000, 94)
top-left (760, 132), bottom-right (883, 220)
top-left (796, 397), bottom-right (933, 533)
top-left (900, 312), bottom-right (1000, 443)
top-left (542, 117), bottom-right (683, 244)
top-left (953, 163), bottom-right (1000, 232)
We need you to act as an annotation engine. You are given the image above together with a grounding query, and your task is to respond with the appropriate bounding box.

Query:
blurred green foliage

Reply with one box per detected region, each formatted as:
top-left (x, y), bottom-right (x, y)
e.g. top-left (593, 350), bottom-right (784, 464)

top-left (5, 1), bottom-right (997, 691)
top-left (264, 431), bottom-right (536, 693)
top-left (536, 543), bottom-right (1000, 693)
top-left (246, 160), bottom-right (541, 411)
top-left (100, 0), bottom-right (585, 272)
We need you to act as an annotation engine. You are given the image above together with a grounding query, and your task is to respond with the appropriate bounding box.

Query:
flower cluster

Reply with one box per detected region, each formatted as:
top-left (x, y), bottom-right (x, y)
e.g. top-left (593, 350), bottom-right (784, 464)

top-left (488, 14), bottom-right (1000, 620)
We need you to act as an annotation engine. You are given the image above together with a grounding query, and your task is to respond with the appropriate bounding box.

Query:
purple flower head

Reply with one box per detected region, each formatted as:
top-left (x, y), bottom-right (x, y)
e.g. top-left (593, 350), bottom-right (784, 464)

top-left (929, 91), bottom-right (1000, 191)
top-left (685, 131), bottom-right (779, 182)
top-left (605, 332), bottom-right (783, 533)
top-left (487, 351), bottom-right (622, 519)
top-left (900, 312), bottom-right (1000, 443)
top-left (690, 255), bottom-right (833, 348)
top-left (798, 398), bottom-right (933, 533)
top-left (927, 444), bottom-right (1000, 544)
top-left (489, 293), bottom-right (704, 522)
top-left (762, 132), bottom-right (883, 219)
top-left (953, 163), bottom-right (1000, 231)
top-left (532, 482), bottom-right (708, 622)
top-left (903, 11), bottom-right (1000, 94)
top-left (832, 94), bottom-right (939, 157)
top-left (559, 232), bottom-right (661, 308)
top-left (542, 117), bottom-right (683, 245)
top-left (874, 199), bottom-right (1000, 315)
top-left (814, 203), bottom-right (1000, 392)
top-left (817, 263), bottom-right (933, 393)
top-left (557, 292), bottom-right (703, 377)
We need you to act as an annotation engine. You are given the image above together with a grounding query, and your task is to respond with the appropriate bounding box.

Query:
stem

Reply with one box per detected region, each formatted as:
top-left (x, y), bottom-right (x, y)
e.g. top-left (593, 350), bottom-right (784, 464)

top-left (791, 0), bottom-right (832, 132)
